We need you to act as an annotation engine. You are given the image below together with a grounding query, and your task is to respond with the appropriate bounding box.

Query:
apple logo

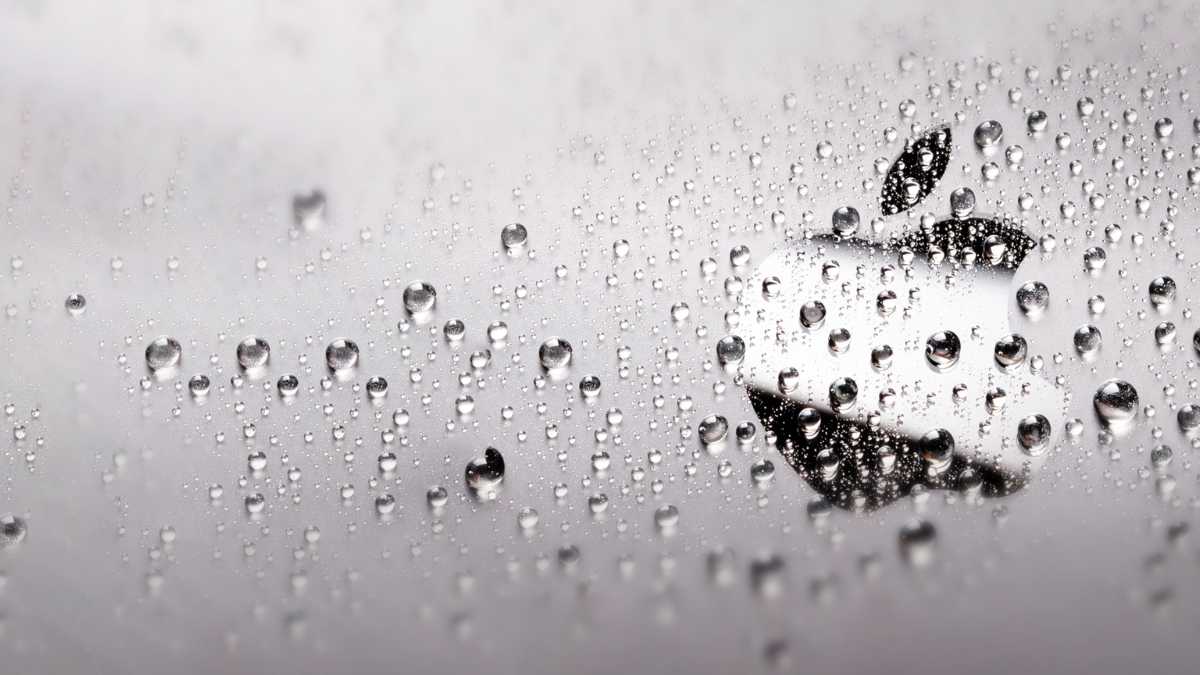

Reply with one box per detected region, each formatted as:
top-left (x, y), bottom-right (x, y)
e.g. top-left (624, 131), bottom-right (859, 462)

top-left (730, 124), bottom-right (1066, 511)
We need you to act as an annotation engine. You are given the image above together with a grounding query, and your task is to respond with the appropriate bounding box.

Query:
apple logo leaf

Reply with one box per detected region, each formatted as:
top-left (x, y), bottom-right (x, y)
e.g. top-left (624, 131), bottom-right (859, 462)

top-left (880, 124), bottom-right (951, 216)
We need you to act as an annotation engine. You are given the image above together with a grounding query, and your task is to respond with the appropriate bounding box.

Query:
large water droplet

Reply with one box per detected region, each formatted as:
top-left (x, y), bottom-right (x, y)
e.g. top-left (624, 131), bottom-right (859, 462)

top-left (402, 281), bottom-right (437, 314)
top-left (325, 338), bottom-right (360, 371)
top-left (799, 301), bottom-right (827, 329)
top-left (1073, 325), bottom-right (1102, 358)
top-left (538, 337), bottom-right (574, 369)
top-left (236, 336), bottom-right (271, 369)
top-left (974, 120), bottom-right (1004, 149)
top-left (831, 206), bottom-right (860, 236)
top-left (925, 331), bottom-right (961, 370)
top-left (994, 334), bottom-right (1028, 369)
top-left (145, 336), bottom-right (182, 372)
top-left (1016, 281), bottom-right (1050, 315)
top-left (1093, 379), bottom-right (1138, 425)
top-left (698, 414), bottom-right (729, 444)
top-left (500, 223), bottom-right (528, 251)
top-left (465, 447), bottom-right (505, 499)
top-left (1149, 276), bottom-right (1176, 308)
top-left (716, 335), bottom-right (746, 366)
top-left (1017, 414), bottom-right (1052, 455)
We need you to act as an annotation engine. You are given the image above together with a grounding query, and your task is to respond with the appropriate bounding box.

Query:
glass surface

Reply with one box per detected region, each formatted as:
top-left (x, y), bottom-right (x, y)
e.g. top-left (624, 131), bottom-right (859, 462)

top-left (0, 2), bottom-right (1197, 673)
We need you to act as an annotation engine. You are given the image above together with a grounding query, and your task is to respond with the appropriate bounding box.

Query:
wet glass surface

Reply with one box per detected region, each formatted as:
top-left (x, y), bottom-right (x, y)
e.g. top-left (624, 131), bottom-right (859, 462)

top-left (1, 2), bottom-right (1199, 674)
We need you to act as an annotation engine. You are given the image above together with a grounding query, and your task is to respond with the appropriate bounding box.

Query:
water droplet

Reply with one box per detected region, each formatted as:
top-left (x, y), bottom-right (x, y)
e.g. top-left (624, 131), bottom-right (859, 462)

top-left (1178, 404), bottom-right (1200, 433)
top-left (517, 507), bottom-right (539, 530)
top-left (1017, 414), bottom-right (1052, 455)
top-left (145, 336), bottom-right (182, 372)
top-left (277, 374), bottom-right (300, 396)
top-left (64, 293), bottom-right (86, 315)
top-left (366, 376), bottom-right (388, 399)
top-left (426, 485), bottom-right (449, 508)
top-left (0, 514), bottom-right (27, 548)
top-left (1149, 276), bottom-right (1176, 308)
top-left (898, 520), bottom-right (937, 567)
top-left (831, 206), bottom-right (860, 236)
top-left (465, 447), bottom-right (505, 499)
top-left (236, 336), bottom-right (271, 369)
top-left (925, 331), bottom-right (961, 370)
top-left (698, 415), bottom-right (729, 444)
top-left (993, 334), bottom-right (1028, 369)
top-left (750, 458), bottom-right (776, 484)
top-left (829, 377), bottom-right (858, 410)
top-left (325, 339), bottom-right (360, 371)
top-left (375, 494), bottom-right (396, 515)
top-left (949, 187), bottom-right (976, 218)
top-left (579, 375), bottom-right (602, 398)
top-left (654, 504), bottom-right (679, 530)
top-left (1016, 281), bottom-right (1049, 315)
top-left (188, 374), bottom-right (211, 397)
top-left (1093, 379), bottom-right (1139, 425)
top-left (500, 223), bottom-right (528, 251)
top-left (918, 429), bottom-right (954, 472)
top-left (1073, 325), bottom-right (1102, 358)
top-left (244, 493), bottom-right (266, 515)
top-left (402, 281), bottom-right (437, 314)
top-left (538, 337), bottom-right (573, 369)
top-left (292, 190), bottom-right (327, 229)
top-left (974, 120), bottom-right (1004, 149)
top-left (716, 335), bottom-right (746, 366)
top-left (799, 301), bottom-right (827, 329)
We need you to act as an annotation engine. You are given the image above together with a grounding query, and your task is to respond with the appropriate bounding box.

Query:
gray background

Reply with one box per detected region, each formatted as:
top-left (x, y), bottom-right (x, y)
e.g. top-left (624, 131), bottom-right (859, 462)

top-left (0, 1), bottom-right (1197, 674)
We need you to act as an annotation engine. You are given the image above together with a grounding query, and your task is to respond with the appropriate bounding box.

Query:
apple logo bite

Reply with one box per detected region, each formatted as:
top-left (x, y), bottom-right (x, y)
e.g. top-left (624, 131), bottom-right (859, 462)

top-left (731, 124), bottom-right (1065, 512)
